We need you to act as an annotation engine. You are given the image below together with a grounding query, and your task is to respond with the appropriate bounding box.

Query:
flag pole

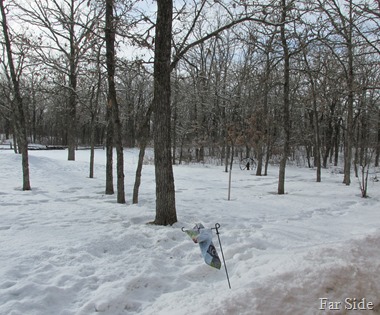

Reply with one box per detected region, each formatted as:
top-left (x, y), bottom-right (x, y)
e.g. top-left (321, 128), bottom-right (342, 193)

top-left (213, 223), bottom-right (231, 289)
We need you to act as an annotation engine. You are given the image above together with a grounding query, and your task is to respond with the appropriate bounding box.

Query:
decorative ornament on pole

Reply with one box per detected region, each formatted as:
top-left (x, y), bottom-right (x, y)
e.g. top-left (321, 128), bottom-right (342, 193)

top-left (182, 223), bottom-right (231, 289)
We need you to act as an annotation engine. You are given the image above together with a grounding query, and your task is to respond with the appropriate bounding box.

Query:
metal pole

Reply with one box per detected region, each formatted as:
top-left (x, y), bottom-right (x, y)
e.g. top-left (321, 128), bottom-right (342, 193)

top-left (213, 223), bottom-right (231, 289)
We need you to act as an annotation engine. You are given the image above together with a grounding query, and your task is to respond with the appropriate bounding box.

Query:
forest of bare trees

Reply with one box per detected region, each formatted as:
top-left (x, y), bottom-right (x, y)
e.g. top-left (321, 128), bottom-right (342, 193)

top-left (1, 0), bottom-right (379, 224)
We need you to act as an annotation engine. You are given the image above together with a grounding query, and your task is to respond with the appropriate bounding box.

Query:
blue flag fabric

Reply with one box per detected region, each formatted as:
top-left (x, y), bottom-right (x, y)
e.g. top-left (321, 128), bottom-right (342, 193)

top-left (185, 223), bottom-right (222, 269)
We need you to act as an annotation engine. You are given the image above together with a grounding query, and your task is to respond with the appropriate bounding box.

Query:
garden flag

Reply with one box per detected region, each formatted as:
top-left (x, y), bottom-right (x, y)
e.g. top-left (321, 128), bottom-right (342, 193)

top-left (184, 223), bottom-right (222, 269)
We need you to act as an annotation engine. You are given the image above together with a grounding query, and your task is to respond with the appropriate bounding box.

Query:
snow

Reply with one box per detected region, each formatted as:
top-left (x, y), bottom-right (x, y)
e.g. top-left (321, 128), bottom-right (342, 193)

top-left (0, 148), bottom-right (379, 315)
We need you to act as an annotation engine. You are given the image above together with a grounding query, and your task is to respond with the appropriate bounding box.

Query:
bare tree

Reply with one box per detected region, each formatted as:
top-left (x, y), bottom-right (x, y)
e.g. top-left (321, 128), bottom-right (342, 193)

top-left (15, 0), bottom-right (103, 161)
top-left (149, 0), bottom-right (285, 224)
top-left (353, 1), bottom-right (380, 56)
top-left (78, 43), bottom-right (105, 179)
top-left (0, 0), bottom-right (31, 190)
top-left (151, 0), bottom-right (177, 225)
top-left (133, 104), bottom-right (152, 204)
top-left (105, 0), bottom-right (125, 203)
top-left (301, 42), bottom-right (322, 182)
top-left (317, 0), bottom-right (359, 185)
top-left (277, 0), bottom-right (292, 194)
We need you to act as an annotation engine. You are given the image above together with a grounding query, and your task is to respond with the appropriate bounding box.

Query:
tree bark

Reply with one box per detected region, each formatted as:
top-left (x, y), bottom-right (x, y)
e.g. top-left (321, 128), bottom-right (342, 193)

top-left (105, 0), bottom-right (125, 203)
top-left (278, 0), bottom-right (291, 195)
top-left (302, 47), bottom-right (321, 182)
top-left (67, 0), bottom-right (77, 161)
top-left (125, 93), bottom-right (136, 148)
top-left (375, 110), bottom-right (380, 167)
top-left (89, 48), bottom-right (102, 179)
top-left (152, 0), bottom-right (177, 225)
top-left (318, 0), bottom-right (355, 184)
top-left (343, 35), bottom-right (354, 185)
top-left (105, 103), bottom-right (114, 195)
top-left (132, 144), bottom-right (146, 204)
top-left (133, 106), bottom-right (152, 204)
top-left (1, 0), bottom-right (31, 191)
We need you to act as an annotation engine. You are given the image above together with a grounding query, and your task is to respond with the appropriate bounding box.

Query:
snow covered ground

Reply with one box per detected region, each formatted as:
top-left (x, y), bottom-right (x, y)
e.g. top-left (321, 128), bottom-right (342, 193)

top-left (0, 148), bottom-right (379, 315)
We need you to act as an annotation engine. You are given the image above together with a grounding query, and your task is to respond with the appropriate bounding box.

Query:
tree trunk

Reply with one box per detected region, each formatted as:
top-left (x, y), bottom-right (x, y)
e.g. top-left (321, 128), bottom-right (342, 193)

top-left (333, 119), bottom-right (340, 166)
top-left (375, 110), bottom-right (380, 167)
top-left (133, 106), bottom-right (152, 204)
top-left (152, 0), bottom-right (177, 225)
top-left (256, 145), bottom-right (263, 176)
top-left (1, 0), bottom-right (31, 191)
top-left (172, 82), bottom-right (178, 165)
top-left (10, 112), bottom-right (18, 153)
top-left (313, 97), bottom-right (322, 182)
top-left (67, 0), bottom-right (77, 161)
top-left (105, 107), bottom-right (114, 194)
top-left (105, 0), bottom-right (125, 203)
top-left (225, 144), bottom-right (230, 173)
top-left (264, 144), bottom-right (271, 176)
top-left (67, 78), bottom-right (77, 161)
top-left (89, 51), bottom-right (102, 179)
top-left (89, 113), bottom-right (95, 179)
top-left (302, 47), bottom-right (322, 182)
top-left (343, 40), bottom-right (354, 185)
top-left (125, 96), bottom-right (135, 148)
top-left (322, 110), bottom-right (334, 168)
top-left (278, 0), bottom-right (291, 195)
top-left (133, 143), bottom-right (146, 204)
top-left (257, 38), bottom-right (272, 177)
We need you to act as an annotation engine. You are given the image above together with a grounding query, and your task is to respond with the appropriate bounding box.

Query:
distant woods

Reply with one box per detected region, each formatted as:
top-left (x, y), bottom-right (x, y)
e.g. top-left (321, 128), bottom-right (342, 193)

top-left (1, 0), bottom-right (379, 210)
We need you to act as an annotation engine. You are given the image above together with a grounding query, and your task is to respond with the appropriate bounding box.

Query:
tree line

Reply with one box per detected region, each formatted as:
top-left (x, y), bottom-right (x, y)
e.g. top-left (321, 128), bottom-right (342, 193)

top-left (1, 0), bottom-right (379, 224)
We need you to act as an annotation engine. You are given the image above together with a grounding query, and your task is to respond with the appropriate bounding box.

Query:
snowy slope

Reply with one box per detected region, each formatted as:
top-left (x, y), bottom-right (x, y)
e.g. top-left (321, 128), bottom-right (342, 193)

top-left (0, 149), bottom-right (379, 315)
